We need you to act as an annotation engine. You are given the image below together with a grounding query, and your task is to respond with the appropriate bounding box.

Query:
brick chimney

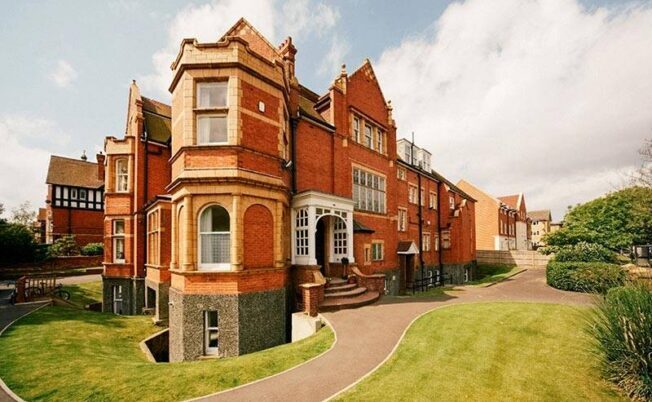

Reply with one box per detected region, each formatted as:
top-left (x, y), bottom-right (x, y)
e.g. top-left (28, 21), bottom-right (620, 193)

top-left (96, 152), bottom-right (106, 181)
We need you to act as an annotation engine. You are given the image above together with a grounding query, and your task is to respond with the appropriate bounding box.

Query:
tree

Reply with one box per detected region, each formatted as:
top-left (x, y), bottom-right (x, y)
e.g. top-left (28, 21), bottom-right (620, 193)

top-left (544, 186), bottom-right (652, 252)
top-left (0, 221), bottom-right (36, 264)
top-left (10, 201), bottom-right (36, 227)
top-left (632, 138), bottom-right (652, 188)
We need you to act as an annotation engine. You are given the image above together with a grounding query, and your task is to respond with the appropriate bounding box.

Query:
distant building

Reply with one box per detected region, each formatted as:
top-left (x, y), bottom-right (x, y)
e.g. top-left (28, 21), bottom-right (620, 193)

top-left (32, 208), bottom-right (47, 243)
top-left (456, 180), bottom-right (531, 250)
top-left (45, 154), bottom-right (105, 246)
top-left (550, 221), bottom-right (563, 233)
top-left (528, 209), bottom-right (552, 248)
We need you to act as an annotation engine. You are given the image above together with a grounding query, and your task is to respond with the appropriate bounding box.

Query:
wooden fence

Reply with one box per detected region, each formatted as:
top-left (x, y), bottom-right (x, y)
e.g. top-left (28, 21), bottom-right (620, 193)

top-left (476, 250), bottom-right (551, 268)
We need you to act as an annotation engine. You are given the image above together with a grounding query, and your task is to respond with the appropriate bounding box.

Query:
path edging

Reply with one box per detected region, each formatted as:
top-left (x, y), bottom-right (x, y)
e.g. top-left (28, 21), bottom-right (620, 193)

top-left (0, 302), bottom-right (51, 402)
top-left (185, 313), bottom-right (338, 402)
top-left (481, 267), bottom-right (528, 287)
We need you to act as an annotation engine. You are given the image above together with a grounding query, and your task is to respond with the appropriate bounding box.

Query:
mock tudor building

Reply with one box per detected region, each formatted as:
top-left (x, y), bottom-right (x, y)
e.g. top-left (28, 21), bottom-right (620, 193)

top-left (102, 19), bottom-right (477, 362)
top-left (529, 209), bottom-right (552, 248)
top-left (45, 154), bottom-right (105, 246)
top-left (456, 180), bottom-right (530, 250)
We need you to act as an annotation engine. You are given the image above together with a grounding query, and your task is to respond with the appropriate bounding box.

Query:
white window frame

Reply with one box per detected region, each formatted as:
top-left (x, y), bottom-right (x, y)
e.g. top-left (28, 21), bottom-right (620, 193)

top-left (353, 116), bottom-right (360, 143)
top-left (115, 159), bottom-right (128, 193)
top-left (353, 168), bottom-right (386, 214)
top-left (371, 242), bottom-right (383, 261)
top-left (408, 185), bottom-right (418, 204)
top-left (442, 230), bottom-right (451, 249)
top-left (449, 194), bottom-right (455, 210)
top-left (376, 128), bottom-right (384, 154)
top-left (113, 220), bottom-right (125, 263)
top-left (332, 218), bottom-right (348, 260)
top-left (204, 310), bottom-right (219, 355)
top-left (423, 232), bottom-right (431, 252)
top-left (198, 205), bottom-right (231, 271)
top-left (364, 124), bottom-right (373, 148)
top-left (429, 192), bottom-right (437, 209)
top-left (434, 233), bottom-right (440, 251)
top-left (197, 114), bottom-right (228, 145)
top-left (197, 81), bottom-right (228, 109)
top-left (398, 208), bottom-right (407, 232)
top-left (295, 208), bottom-right (309, 256)
top-left (112, 285), bottom-right (123, 315)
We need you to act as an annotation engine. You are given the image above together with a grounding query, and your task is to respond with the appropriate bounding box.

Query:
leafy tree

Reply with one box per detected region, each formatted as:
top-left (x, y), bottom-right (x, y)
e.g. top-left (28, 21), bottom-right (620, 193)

top-left (544, 186), bottom-right (652, 252)
top-left (11, 201), bottom-right (36, 227)
top-left (632, 138), bottom-right (652, 188)
top-left (0, 221), bottom-right (36, 264)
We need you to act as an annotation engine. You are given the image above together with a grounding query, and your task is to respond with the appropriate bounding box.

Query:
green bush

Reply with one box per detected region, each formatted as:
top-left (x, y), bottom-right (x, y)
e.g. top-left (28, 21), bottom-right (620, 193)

top-left (588, 283), bottom-right (652, 400)
top-left (546, 261), bottom-right (625, 293)
top-left (0, 222), bottom-right (36, 264)
top-left (540, 241), bottom-right (616, 263)
top-left (81, 242), bottom-right (103, 256)
top-left (49, 235), bottom-right (80, 257)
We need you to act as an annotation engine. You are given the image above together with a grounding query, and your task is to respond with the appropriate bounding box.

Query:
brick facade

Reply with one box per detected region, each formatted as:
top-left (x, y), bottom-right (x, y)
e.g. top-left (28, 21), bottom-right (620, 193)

top-left (102, 18), bottom-right (477, 361)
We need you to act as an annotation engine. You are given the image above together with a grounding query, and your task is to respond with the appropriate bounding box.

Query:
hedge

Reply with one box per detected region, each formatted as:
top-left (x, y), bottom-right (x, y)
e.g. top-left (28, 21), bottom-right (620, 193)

top-left (546, 261), bottom-right (625, 293)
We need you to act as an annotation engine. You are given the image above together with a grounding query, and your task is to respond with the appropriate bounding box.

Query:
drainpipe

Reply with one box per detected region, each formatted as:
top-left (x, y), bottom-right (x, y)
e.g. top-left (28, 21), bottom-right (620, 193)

top-left (141, 122), bottom-right (149, 280)
top-left (290, 115), bottom-right (298, 194)
top-left (437, 181), bottom-right (443, 282)
top-left (411, 133), bottom-right (425, 289)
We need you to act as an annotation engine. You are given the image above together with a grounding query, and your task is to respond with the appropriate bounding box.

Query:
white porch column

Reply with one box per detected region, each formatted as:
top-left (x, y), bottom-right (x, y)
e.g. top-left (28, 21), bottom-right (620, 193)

top-left (307, 206), bottom-right (317, 265)
top-left (346, 213), bottom-right (355, 263)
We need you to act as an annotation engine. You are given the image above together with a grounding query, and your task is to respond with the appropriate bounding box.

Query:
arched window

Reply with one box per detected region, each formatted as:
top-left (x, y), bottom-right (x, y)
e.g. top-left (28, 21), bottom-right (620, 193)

top-left (115, 159), bottom-right (128, 192)
top-left (199, 205), bottom-right (230, 270)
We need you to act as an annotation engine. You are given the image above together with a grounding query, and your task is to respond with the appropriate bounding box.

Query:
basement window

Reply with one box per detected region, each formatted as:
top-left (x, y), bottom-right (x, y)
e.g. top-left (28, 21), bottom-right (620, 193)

top-left (204, 311), bottom-right (219, 356)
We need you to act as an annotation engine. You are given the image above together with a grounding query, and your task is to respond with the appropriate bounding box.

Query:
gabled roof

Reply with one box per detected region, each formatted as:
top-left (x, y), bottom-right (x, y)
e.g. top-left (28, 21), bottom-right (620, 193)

top-left (528, 210), bottom-right (552, 221)
top-left (46, 155), bottom-right (103, 189)
top-left (397, 241), bottom-right (419, 254)
top-left (396, 159), bottom-right (476, 202)
top-left (498, 194), bottom-right (519, 209)
top-left (348, 59), bottom-right (388, 106)
top-left (219, 17), bottom-right (280, 63)
top-left (142, 96), bottom-right (171, 144)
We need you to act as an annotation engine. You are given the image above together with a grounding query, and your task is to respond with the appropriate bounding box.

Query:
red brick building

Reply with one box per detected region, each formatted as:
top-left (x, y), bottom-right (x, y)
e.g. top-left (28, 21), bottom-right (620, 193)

top-left (102, 19), bottom-right (476, 361)
top-left (44, 154), bottom-right (105, 246)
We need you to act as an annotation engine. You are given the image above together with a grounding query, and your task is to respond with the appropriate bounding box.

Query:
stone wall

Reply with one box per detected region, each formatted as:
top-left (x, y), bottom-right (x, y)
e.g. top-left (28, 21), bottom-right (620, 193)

top-left (476, 250), bottom-right (550, 268)
top-left (102, 277), bottom-right (145, 315)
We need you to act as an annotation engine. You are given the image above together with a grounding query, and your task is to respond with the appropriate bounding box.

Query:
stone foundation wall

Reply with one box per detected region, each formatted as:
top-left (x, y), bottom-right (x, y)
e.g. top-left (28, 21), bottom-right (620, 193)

top-left (168, 287), bottom-right (288, 362)
top-left (102, 277), bottom-right (145, 315)
top-left (145, 278), bottom-right (170, 323)
top-left (442, 261), bottom-right (477, 284)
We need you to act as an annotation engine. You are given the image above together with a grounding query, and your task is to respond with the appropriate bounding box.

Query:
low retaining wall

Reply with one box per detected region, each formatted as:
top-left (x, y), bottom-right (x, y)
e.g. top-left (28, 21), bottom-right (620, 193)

top-left (1, 256), bottom-right (102, 279)
top-left (476, 250), bottom-right (551, 268)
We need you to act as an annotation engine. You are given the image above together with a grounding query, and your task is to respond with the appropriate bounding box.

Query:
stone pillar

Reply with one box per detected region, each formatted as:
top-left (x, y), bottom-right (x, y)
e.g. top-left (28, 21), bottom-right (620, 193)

top-left (346, 213), bottom-right (355, 263)
top-left (183, 196), bottom-right (194, 271)
top-left (307, 206), bottom-right (317, 265)
top-left (301, 283), bottom-right (321, 317)
top-left (170, 203), bottom-right (177, 270)
top-left (231, 195), bottom-right (242, 271)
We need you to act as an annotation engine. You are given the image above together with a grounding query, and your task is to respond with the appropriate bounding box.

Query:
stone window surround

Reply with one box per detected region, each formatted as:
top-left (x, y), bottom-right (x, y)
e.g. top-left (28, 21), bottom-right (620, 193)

top-left (197, 203), bottom-right (231, 271)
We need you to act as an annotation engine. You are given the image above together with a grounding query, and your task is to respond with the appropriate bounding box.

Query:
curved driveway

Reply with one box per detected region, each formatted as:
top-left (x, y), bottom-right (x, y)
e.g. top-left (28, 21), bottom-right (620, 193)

top-left (196, 269), bottom-right (592, 402)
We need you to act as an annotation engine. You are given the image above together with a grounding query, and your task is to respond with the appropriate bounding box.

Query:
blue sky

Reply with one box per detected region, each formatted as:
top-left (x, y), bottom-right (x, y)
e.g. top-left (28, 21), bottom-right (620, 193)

top-left (1, 0), bottom-right (650, 220)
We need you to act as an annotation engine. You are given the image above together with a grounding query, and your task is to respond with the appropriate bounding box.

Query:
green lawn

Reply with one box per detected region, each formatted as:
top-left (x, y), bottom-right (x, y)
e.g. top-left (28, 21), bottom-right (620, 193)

top-left (0, 306), bottom-right (334, 401)
top-left (337, 303), bottom-right (625, 402)
top-left (62, 281), bottom-right (103, 308)
top-left (468, 263), bottom-right (522, 286)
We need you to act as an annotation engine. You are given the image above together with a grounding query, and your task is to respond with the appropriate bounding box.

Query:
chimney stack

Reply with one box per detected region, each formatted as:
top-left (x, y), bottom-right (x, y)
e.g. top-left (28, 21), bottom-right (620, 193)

top-left (96, 152), bottom-right (106, 181)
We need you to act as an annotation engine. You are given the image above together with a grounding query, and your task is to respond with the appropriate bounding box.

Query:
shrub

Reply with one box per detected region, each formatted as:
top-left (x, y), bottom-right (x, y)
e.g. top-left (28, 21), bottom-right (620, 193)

top-left (49, 235), bottom-right (80, 257)
top-left (546, 261), bottom-right (625, 293)
top-left (0, 222), bottom-right (36, 264)
top-left (81, 242), bottom-right (103, 256)
top-left (588, 283), bottom-right (652, 400)
top-left (540, 241), bottom-right (616, 263)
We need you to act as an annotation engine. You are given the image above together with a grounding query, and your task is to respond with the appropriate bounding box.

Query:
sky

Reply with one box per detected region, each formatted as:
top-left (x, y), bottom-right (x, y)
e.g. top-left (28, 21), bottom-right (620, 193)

top-left (0, 0), bottom-right (650, 221)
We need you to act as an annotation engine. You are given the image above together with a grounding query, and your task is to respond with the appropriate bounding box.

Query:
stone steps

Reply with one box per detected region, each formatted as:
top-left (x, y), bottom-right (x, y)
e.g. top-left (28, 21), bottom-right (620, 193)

top-left (319, 291), bottom-right (381, 312)
top-left (324, 282), bottom-right (357, 293)
top-left (324, 286), bottom-right (367, 299)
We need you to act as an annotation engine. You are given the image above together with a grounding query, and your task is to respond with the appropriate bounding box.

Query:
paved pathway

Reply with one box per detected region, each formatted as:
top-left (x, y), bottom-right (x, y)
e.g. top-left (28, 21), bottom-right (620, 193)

top-left (197, 268), bottom-right (592, 402)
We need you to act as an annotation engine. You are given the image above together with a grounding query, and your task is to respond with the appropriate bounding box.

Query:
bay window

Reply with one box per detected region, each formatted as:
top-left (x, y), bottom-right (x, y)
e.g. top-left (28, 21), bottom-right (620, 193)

top-left (116, 159), bottom-right (128, 192)
top-left (196, 81), bottom-right (228, 145)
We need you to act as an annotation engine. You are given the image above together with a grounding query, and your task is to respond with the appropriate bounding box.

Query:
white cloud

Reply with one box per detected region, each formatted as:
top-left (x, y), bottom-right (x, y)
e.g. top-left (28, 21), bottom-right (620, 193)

top-left (49, 60), bottom-right (78, 88)
top-left (319, 35), bottom-right (351, 76)
top-left (140, 0), bottom-right (340, 98)
top-left (0, 115), bottom-right (70, 213)
top-left (375, 0), bottom-right (652, 219)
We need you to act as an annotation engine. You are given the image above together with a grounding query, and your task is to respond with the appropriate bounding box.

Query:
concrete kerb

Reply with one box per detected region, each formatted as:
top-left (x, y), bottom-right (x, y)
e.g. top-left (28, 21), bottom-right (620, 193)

top-left (140, 328), bottom-right (171, 363)
top-left (184, 313), bottom-right (338, 402)
top-left (0, 302), bottom-right (51, 402)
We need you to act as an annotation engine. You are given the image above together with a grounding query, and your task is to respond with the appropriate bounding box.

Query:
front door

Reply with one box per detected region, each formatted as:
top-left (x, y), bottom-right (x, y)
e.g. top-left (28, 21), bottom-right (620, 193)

top-left (399, 254), bottom-right (415, 294)
top-left (315, 218), bottom-right (326, 275)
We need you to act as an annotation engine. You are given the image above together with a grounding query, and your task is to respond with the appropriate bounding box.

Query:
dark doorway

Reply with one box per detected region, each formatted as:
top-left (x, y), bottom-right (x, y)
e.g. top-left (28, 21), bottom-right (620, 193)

top-left (399, 254), bottom-right (415, 294)
top-left (315, 218), bottom-right (326, 275)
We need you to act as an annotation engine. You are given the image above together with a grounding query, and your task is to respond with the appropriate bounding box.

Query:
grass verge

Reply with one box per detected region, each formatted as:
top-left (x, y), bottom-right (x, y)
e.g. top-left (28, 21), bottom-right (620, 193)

top-left (336, 302), bottom-right (625, 401)
top-left (0, 306), bottom-right (334, 401)
top-left (468, 263), bottom-right (522, 286)
top-left (62, 281), bottom-right (103, 308)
